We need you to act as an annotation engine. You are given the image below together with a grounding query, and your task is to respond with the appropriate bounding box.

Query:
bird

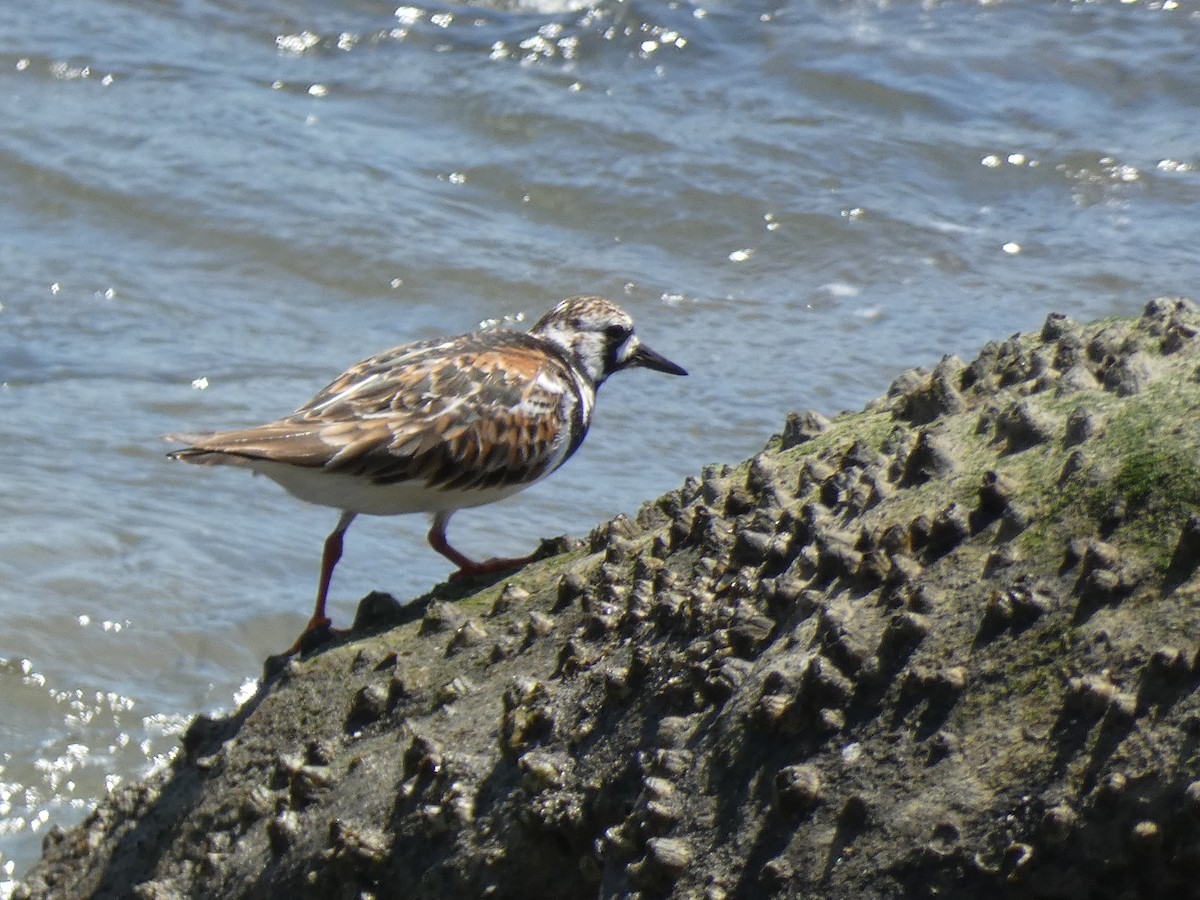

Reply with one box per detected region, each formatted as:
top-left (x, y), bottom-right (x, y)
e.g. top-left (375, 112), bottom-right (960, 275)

top-left (165, 295), bottom-right (687, 652)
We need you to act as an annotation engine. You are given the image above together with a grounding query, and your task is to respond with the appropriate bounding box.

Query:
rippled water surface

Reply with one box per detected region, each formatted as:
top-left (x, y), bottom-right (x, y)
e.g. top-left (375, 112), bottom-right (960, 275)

top-left (2, 0), bottom-right (1199, 883)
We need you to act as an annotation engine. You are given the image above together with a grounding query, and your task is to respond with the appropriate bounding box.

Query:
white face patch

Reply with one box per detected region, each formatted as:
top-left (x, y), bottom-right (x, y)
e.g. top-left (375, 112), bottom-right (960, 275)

top-left (614, 333), bottom-right (639, 366)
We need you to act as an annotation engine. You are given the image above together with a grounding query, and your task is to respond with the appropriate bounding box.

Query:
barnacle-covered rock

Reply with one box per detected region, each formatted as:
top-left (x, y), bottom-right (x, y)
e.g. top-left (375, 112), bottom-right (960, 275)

top-left (1063, 406), bottom-right (1099, 446)
top-left (996, 399), bottom-right (1056, 451)
top-left (774, 764), bottom-right (822, 813)
top-left (1041, 803), bottom-right (1078, 845)
top-left (1066, 674), bottom-right (1125, 718)
top-left (420, 600), bottom-right (466, 635)
top-left (893, 355), bottom-right (967, 425)
top-left (346, 682), bottom-right (389, 729)
top-left (779, 409), bottom-right (831, 449)
top-left (24, 303), bottom-right (1200, 900)
top-left (900, 427), bottom-right (959, 485)
top-left (491, 583), bottom-right (532, 616)
top-left (1103, 351), bottom-right (1153, 396)
top-left (926, 504), bottom-right (970, 558)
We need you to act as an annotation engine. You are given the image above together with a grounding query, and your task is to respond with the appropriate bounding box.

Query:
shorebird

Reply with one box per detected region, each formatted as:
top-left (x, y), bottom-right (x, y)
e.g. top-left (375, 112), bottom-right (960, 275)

top-left (166, 296), bottom-right (686, 651)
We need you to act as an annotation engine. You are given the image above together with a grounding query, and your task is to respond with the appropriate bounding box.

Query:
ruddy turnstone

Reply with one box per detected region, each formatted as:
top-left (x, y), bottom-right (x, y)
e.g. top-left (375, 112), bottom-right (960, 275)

top-left (166, 296), bottom-right (686, 651)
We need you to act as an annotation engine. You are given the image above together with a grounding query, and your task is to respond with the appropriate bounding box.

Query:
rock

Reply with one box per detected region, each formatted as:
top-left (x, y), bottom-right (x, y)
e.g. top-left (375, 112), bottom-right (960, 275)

top-left (1103, 351), bottom-right (1153, 396)
top-left (1063, 406), bottom-right (1099, 446)
top-left (18, 302), bottom-right (1200, 900)
top-left (996, 399), bottom-right (1056, 451)
top-left (346, 682), bottom-right (389, 729)
top-left (893, 355), bottom-right (967, 425)
top-left (779, 409), bottom-right (831, 449)
top-left (900, 427), bottom-right (958, 485)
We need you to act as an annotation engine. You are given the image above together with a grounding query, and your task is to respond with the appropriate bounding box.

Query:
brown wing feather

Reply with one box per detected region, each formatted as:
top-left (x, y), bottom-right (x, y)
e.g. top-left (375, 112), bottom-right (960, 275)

top-left (322, 340), bottom-right (575, 490)
top-left (166, 423), bottom-right (336, 467)
top-left (170, 331), bottom-right (583, 493)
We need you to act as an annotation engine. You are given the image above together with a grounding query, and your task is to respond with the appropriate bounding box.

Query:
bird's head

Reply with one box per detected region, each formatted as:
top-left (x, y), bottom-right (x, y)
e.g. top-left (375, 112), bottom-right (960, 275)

top-left (530, 295), bottom-right (688, 387)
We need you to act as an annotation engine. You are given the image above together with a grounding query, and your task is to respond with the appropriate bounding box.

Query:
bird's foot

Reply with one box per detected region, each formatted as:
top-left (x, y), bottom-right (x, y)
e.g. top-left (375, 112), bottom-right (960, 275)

top-left (283, 614), bottom-right (342, 656)
top-left (448, 554), bottom-right (537, 583)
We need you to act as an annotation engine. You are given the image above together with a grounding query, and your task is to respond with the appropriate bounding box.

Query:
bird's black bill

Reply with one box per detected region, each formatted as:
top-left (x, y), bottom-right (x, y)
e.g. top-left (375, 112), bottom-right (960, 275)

top-left (627, 342), bottom-right (688, 377)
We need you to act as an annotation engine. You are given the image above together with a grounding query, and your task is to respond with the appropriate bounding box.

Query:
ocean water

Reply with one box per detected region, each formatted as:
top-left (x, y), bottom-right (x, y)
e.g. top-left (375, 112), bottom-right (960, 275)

top-left (2, 0), bottom-right (1199, 884)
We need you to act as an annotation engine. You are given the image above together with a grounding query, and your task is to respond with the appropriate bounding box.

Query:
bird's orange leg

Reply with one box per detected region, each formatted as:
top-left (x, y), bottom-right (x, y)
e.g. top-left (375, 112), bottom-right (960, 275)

top-left (427, 511), bottom-right (537, 582)
top-left (286, 511), bottom-right (357, 654)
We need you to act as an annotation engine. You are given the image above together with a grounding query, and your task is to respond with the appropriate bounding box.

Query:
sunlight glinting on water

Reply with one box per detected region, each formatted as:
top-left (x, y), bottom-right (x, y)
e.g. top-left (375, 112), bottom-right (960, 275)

top-left (2, 0), bottom-right (1199, 878)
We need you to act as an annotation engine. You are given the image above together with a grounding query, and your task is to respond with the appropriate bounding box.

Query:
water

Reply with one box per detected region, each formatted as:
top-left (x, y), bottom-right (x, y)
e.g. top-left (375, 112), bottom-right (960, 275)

top-left (2, 0), bottom-right (1198, 883)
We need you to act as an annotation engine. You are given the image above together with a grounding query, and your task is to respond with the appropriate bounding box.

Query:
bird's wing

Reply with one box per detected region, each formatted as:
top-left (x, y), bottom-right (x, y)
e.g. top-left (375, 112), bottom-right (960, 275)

top-left (171, 333), bottom-right (585, 492)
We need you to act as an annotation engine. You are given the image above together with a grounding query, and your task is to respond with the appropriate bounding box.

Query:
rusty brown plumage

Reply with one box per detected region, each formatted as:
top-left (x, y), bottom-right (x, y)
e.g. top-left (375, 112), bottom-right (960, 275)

top-left (173, 331), bottom-right (581, 493)
top-left (166, 295), bottom-right (686, 654)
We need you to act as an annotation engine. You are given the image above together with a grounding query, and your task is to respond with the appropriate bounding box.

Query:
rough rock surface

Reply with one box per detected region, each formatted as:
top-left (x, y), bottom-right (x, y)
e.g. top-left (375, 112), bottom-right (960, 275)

top-left (17, 298), bottom-right (1200, 900)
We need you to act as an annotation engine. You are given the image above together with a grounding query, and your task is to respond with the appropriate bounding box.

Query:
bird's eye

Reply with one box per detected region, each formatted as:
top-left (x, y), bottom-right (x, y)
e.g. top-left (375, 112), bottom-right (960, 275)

top-left (605, 324), bottom-right (630, 340)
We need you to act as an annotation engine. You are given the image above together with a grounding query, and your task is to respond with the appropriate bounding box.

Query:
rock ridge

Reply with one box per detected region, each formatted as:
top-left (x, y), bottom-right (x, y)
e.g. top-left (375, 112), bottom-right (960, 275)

top-left (16, 297), bottom-right (1200, 900)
